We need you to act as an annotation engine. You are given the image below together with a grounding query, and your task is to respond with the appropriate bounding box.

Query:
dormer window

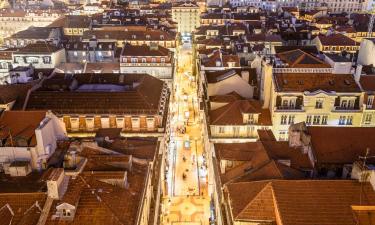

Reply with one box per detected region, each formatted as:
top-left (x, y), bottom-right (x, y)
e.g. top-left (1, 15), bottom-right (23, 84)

top-left (131, 58), bottom-right (138, 63)
top-left (132, 35), bottom-right (137, 39)
top-left (161, 58), bottom-right (165, 63)
top-left (146, 35), bottom-right (151, 39)
top-left (160, 35), bottom-right (164, 40)
top-left (281, 97), bottom-right (296, 109)
top-left (367, 96), bottom-right (374, 109)
top-left (315, 99), bottom-right (324, 109)
top-left (142, 58), bottom-right (146, 63)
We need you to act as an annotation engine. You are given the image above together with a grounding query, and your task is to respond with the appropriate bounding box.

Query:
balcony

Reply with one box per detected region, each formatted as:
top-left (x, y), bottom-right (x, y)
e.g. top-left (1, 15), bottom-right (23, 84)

top-left (275, 105), bottom-right (304, 112)
top-left (120, 62), bottom-right (172, 67)
top-left (332, 106), bottom-right (361, 112)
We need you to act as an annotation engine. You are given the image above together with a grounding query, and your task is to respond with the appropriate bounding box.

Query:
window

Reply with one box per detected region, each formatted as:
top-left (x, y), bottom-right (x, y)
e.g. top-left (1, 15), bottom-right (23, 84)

top-left (282, 100), bottom-right (288, 108)
top-left (306, 115), bottom-right (312, 125)
top-left (365, 114), bottom-right (372, 124)
top-left (322, 115), bottom-right (328, 125)
top-left (73, 51), bottom-right (78, 57)
top-left (339, 116), bottom-right (346, 125)
top-left (281, 115), bottom-right (287, 125)
top-left (288, 115), bottom-right (295, 124)
top-left (313, 115), bottom-right (320, 125)
top-left (367, 96), bottom-right (374, 108)
top-left (341, 100), bottom-right (348, 108)
top-left (233, 127), bottom-right (240, 136)
top-left (346, 116), bottom-right (353, 125)
top-left (279, 131), bottom-right (287, 141)
top-left (219, 126), bottom-right (225, 133)
top-left (315, 99), bottom-right (323, 109)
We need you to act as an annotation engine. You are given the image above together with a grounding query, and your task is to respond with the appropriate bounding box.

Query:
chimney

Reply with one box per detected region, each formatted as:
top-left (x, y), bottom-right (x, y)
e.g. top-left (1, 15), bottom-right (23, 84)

top-left (150, 43), bottom-right (159, 51)
top-left (241, 70), bottom-right (249, 83)
top-left (355, 64), bottom-right (362, 83)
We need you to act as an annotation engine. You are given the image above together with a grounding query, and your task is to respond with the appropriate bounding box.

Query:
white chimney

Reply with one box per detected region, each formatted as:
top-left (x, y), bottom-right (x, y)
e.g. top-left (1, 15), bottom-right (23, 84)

top-left (355, 64), bottom-right (362, 83)
top-left (241, 70), bottom-right (249, 83)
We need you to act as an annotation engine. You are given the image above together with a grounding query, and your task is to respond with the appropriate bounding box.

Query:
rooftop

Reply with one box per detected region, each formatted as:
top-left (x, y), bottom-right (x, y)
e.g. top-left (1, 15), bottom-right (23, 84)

top-left (25, 73), bottom-right (166, 115)
top-left (226, 180), bottom-right (375, 225)
top-left (0, 111), bottom-right (47, 147)
top-left (273, 73), bottom-right (361, 93)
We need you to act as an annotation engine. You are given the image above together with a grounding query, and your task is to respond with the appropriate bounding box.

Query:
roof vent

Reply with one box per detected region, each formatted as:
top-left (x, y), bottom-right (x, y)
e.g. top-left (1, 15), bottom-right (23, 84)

top-left (283, 79), bottom-right (288, 85)
top-left (297, 80), bottom-right (304, 85)
top-left (329, 80), bottom-right (335, 85)
top-left (344, 79), bottom-right (351, 85)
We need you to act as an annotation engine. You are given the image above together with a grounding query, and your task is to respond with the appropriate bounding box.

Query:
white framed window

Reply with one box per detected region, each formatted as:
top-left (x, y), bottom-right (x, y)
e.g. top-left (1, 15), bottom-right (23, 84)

top-left (281, 115), bottom-right (287, 125)
top-left (146, 117), bottom-right (155, 131)
top-left (367, 96), bottom-right (374, 108)
top-left (70, 117), bottom-right (79, 131)
top-left (131, 117), bottom-right (140, 130)
top-left (101, 117), bottom-right (110, 128)
top-left (346, 116), bottom-right (353, 125)
top-left (279, 131), bottom-right (287, 141)
top-left (218, 126), bottom-right (225, 133)
top-left (116, 117), bottom-right (124, 129)
top-left (339, 116), bottom-right (346, 125)
top-left (85, 117), bottom-right (94, 131)
top-left (306, 115), bottom-right (312, 125)
top-left (322, 115), bottom-right (328, 125)
top-left (315, 99), bottom-right (323, 109)
top-left (288, 115), bottom-right (295, 124)
top-left (365, 114), bottom-right (372, 124)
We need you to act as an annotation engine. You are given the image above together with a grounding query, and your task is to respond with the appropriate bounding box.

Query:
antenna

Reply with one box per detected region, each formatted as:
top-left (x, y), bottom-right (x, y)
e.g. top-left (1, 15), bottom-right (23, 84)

top-left (359, 148), bottom-right (375, 168)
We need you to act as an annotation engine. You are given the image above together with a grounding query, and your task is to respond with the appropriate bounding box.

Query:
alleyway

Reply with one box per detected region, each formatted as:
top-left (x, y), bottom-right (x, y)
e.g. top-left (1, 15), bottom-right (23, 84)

top-left (161, 43), bottom-right (210, 225)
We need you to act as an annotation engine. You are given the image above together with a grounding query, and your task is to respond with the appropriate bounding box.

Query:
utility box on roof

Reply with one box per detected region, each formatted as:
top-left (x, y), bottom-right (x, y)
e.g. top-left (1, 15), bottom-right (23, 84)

top-left (9, 161), bottom-right (32, 177)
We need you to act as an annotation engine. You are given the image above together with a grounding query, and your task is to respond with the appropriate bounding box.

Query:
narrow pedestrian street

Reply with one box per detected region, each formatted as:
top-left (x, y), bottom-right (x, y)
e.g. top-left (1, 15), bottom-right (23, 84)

top-left (161, 43), bottom-right (210, 225)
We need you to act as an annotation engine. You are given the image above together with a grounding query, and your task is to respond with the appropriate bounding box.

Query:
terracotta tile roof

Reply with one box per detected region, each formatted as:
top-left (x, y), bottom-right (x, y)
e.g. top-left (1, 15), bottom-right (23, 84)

top-left (317, 33), bottom-right (359, 46)
top-left (108, 137), bottom-right (158, 160)
top-left (273, 73), bottom-right (361, 93)
top-left (121, 44), bottom-right (171, 56)
top-left (235, 160), bottom-right (306, 182)
top-left (64, 15), bottom-right (91, 28)
top-left (84, 62), bottom-right (120, 73)
top-left (226, 180), bottom-right (375, 224)
top-left (215, 140), bottom-right (312, 174)
top-left (276, 49), bottom-right (330, 68)
top-left (209, 100), bottom-right (272, 126)
top-left (0, 111), bottom-right (46, 147)
top-left (202, 50), bottom-right (240, 68)
top-left (205, 68), bottom-right (257, 84)
top-left (360, 75), bottom-right (375, 93)
top-left (25, 73), bottom-right (166, 114)
top-left (307, 126), bottom-right (375, 165)
top-left (0, 51), bottom-right (12, 60)
top-left (215, 142), bottom-right (266, 162)
top-left (82, 29), bottom-right (176, 41)
top-left (16, 43), bottom-right (63, 54)
top-left (46, 166), bottom-right (147, 225)
top-left (274, 46), bottom-right (319, 55)
top-left (0, 83), bottom-right (33, 105)
top-left (209, 91), bottom-right (244, 103)
top-left (10, 27), bottom-right (59, 40)
top-left (246, 34), bottom-right (283, 43)
top-left (0, 193), bottom-right (46, 225)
